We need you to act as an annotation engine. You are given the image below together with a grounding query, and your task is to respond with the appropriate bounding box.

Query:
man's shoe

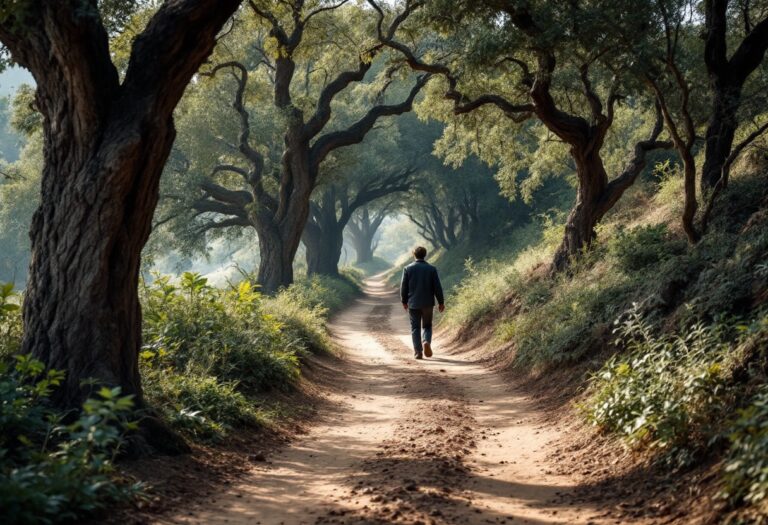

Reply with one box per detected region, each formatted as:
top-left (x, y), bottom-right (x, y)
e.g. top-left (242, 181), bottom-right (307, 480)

top-left (414, 353), bottom-right (423, 360)
top-left (423, 341), bottom-right (432, 358)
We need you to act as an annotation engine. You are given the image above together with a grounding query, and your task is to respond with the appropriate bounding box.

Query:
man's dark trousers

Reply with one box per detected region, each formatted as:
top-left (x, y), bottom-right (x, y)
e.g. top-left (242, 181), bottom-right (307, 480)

top-left (409, 307), bottom-right (433, 355)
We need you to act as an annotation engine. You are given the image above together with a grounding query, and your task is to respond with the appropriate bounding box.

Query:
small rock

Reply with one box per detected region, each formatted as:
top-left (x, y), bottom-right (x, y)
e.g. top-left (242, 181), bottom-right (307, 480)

top-left (250, 452), bottom-right (267, 462)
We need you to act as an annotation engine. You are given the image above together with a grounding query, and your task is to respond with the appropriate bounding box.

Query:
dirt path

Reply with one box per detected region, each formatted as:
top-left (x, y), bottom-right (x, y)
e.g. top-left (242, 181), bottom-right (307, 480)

top-left (163, 279), bottom-right (645, 525)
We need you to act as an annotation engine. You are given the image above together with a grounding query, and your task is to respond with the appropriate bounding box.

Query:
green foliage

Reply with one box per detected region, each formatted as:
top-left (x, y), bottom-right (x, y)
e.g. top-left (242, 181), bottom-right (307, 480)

top-left (264, 272), bottom-right (360, 354)
top-left (585, 309), bottom-right (741, 465)
top-left (497, 263), bottom-right (634, 368)
top-left (0, 281), bottom-right (22, 360)
top-left (607, 224), bottom-right (686, 272)
top-left (652, 160), bottom-right (686, 216)
top-left (723, 385), bottom-right (768, 511)
top-left (441, 216), bottom-right (565, 327)
top-left (140, 271), bottom-right (351, 440)
top-left (0, 356), bottom-right (140, 524)
top-left (142, 371), bottom-right (260, 441)
top-left (141, 273), bottom-right (301, 394)
top-left (10, 84), bottom-right (39, 137)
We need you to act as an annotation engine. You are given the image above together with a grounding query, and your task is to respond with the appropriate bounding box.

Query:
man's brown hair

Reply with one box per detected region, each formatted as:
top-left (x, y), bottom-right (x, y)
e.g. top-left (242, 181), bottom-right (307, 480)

top-left (413, 246), bottom-right (427, 260)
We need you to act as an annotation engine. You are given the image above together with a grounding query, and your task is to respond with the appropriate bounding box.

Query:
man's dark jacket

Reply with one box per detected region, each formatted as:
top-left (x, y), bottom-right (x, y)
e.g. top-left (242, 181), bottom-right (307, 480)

top-left (400, 259), bottom-right (445, 309)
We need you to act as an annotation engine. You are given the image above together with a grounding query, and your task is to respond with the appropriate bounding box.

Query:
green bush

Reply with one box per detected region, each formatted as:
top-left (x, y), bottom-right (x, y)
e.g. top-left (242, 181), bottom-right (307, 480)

top-left (142, 369), bottom-right (261, 441)
top-left (280, 272), bottom-right (362, 316)
top-left (585, 308), bottom-right (741, 466)
top-left (723, 386), bottom-right (768, 512)
top-left (496, 264), bottom-right (633, 369)
top-left (608, 224), bottom-right (685, 272)
top-left (0, 355), bottom-right (140, 524)
top-left (141, 273), bottom-right (301, 394)
top-left (139, 272), bottom-right (347, 440)
top-left (264, 273), bottom-right (361, 354)
top-left (444, 257), bottom-right (523, 327)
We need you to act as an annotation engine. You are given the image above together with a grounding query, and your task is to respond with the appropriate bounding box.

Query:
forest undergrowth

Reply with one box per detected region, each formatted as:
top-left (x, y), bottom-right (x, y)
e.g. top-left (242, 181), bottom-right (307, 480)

top-left (439, 157), bottom-right (768, 520)
top-left (0, 271), bottom-right (361, 524)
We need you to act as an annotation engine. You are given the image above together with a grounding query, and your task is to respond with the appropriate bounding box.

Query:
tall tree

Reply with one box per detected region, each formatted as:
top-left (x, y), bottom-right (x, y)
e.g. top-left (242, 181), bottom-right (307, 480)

top-left (0, 0), bottom-right (241, 408)
top-left (702, 0), bottom-right (768, 189)
top-left (372, 0), bottom-right (672, 273)
top-left (303, 167), bottom-right (414, 276)
top-left (347, 205), bottom-right (392, 265)
top-left (167, 1), bottom-right (428, 292)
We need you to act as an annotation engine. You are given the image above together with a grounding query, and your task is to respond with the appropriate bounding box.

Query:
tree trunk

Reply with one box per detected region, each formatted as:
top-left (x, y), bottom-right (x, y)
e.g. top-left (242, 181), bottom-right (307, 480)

top-left (702, 83), bottom-right (742, 189)
top-left (252, 124), bottom-right (316, 293)
top-left (352, 234), bottom-right (376, 264)
top-left (303, 224), bottom-right (343, 276)
top-left (256, 222), bottom-right (299, 294)
top-left (349, 208), bottom-right (380, 264)
top-left (24, 117), bottom-right (176, 408)
top-left (4, 0), bottom-right (241, 410)
top-left (550, 149), bottom-right (607, 273)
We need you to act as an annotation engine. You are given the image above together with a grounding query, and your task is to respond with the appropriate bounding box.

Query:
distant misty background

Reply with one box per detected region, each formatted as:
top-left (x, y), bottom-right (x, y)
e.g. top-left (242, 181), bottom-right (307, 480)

top-left (0, 67), bottom-right (33, 96)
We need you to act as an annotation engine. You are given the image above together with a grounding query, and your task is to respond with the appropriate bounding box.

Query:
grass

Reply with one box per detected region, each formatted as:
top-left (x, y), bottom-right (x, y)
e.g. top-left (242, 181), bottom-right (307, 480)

top-left (443, 160), bottom-right (768, 515)
top-left (0, 268), bottom-right (360, 522)
top-left (140, 271), bottom-right (360, 441)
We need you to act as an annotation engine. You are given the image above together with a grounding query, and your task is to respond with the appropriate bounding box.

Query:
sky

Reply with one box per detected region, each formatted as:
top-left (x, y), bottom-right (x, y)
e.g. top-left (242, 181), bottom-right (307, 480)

top-left (0, 67), bottom-right (33, 97)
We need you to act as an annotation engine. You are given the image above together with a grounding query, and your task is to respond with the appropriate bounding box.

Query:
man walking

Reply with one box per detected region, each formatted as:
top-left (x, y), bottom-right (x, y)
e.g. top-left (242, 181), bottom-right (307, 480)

top-left (400, 246), bottom-right (445, 359)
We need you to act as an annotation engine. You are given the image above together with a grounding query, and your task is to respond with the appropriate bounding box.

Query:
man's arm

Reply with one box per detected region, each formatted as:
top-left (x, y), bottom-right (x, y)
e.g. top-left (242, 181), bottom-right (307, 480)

top-left (433, 268), bottom-right (445, 311)
top-left (400, 268), bottom-right (409, 309)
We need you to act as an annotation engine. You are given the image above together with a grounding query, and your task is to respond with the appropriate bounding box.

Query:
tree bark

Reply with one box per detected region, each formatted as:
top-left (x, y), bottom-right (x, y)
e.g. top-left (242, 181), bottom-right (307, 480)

top-left (0, 0), bottom-right (241, 408)
top-left (701, 1), bottom-right (768, 190)
top-left (702, 82), bottom-right (742, 189)
top-left (550, 149), bottom-right (606, 272)
top-left (349, 208), bottom-right (380, 264)
top-left (303, 221), bottom-right (344, 277)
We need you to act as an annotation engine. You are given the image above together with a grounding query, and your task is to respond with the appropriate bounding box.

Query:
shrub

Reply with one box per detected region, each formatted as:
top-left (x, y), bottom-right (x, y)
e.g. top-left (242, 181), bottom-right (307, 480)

top-left (139, 272), bottom-right (347, 440)
top-left (142, 369), bottom-right (261, 441)
top-left (444, 257), bottom-right (523, 327)
top-left (608, 224), bottom-right (686, 273)
top-left (280, 273), bottom-right (361, 316)
top-left (264, 273), bottom-right (361, 354)
top-left (141, 273), bottom-right (301, 394)
top-left (0, 355), bottom-right (140, 524)
top-left (723, 386), bottom-right (768, 512)
top-left (493, 253), bottom-right (634, 369)
top-left (653, 160), bottom-right (685, 215)
top-left (585, 308), bottom-right (741, 466)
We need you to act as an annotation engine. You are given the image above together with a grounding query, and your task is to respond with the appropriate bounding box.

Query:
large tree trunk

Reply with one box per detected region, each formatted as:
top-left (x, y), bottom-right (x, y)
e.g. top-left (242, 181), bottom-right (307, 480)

top-left (348, 208), bottom-right (383, 264)
top-left (2, 0), bottom-right (242, 410)
top-left (256, 139), bottom-right (315, 293)
top-left (303, 224), bottom-right (343, 277)
top-left (256, 222), bottom-right (299, 294)
top-left (550, 149), bottom-right (607, 273)
top-left (702, 83), bottom-right (742, 189)
top-left (352, 234), bottom-right (376, 264)
top-left (24, 116), bottom-right (175, 408)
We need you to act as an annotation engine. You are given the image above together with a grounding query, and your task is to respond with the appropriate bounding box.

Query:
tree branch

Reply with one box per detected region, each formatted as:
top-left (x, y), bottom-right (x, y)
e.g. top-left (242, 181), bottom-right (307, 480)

top-left (304, 0), bottom-right (352, 24)
top-left (200, 180), bottom-right (253, 208)
top-left (202, 62), bottom-right (265, 173)
top-left (310, 74), bottom-right (430, 169)
top-left (368, 0), bottom-right (534, 120)
top-left (600, 100), bottom-right (673, 213)
top-left (701, 118), bottom-right (768, 231)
